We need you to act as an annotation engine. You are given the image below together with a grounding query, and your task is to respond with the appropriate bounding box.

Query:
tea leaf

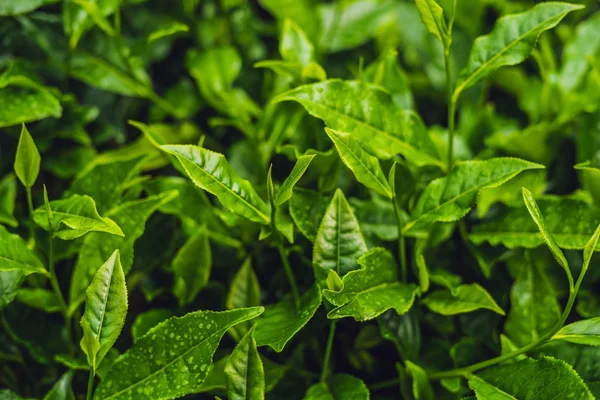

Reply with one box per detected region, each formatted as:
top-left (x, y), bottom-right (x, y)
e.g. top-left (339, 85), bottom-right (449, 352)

top-left (468, 376), bottom-right (516, 399)
top-left (43, 371), bottom-right (75, 400)
top-left (304, 374), bottom-right (369, 400)
top-left (325, 128), bottom-right (392, 198)
top-left (456, 2), bottom-right (583, 96)
top-left (80, 250), bottom-right (127, 371)
top-left (363, 49), bottom-right (414, 110)
top-left (0, 174), bottom-right (18, 227)
top-left (274, 154), bottom-right (315, 206)
top-left (16, 288), bottom-right (61, 313)
top-left (33, 194), bottom-right (124, 240)
top-left (273, 80), bottom-right (443, 167)
top-left (289, 188), bottom-right (331, 242)
top-left (552, 318), bottom-right (600, 346)
top-left (227, 258), bottom-right (261, 310)
top-left (406, 361), bottom-right (434, 400)
top-left (422, 283), bottom-right (505, 316)
top-left (404, 158), bottom-right (543, 236)
top-left (162, 145), bottom-right (270, 225)
top-left (280, 19), bottom-right (314, 66)
top-left (173, 226), bottom-right (211, 306)
top-left (131, 309), bottom-right (173, 343)
top-left (0, 0), bottom-right (58, 15)
top-left (323, 248), bottom-right (418, 321)
top-left (313, 189), bottom-right (367, 289)
top-left (13, 124), bottom-right (40, 188)
top-left (254, 285), bottom-right (321, 352)
top-left (0, 225), bottom-right (46, 276)
top-left (94, 307), bottom-right (264, 400)
top-left (225, 328), bottom-right (265, 400)
top-left (415, 0), bottom-right (449, 47)
top-left (559, 12), bottom-right (600, 92)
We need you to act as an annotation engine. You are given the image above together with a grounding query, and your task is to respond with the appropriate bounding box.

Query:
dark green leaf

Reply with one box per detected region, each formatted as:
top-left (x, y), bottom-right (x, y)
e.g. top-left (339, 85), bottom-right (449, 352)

top-left (225, 328), bottom-right (265, 400)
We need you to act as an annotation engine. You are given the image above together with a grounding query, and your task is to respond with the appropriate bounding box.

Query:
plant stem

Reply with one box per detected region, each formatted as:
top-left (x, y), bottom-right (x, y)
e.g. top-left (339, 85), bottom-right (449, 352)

top-left (369, 378), bottom-right (400, 391)
top-left (444, 49), bottom-right (456, 171)
top-left (86, 370), bottom-right (95, 400)
top-left (320, 321), bottom-right (337, 382)
top-left (278, 242), bottom-right (300, 309)
top-left (47, 233), bottom-right (72, 347)
top-left (25, 186), bottom-right (35, 241)
top-left (392, 200), bottom-right (407, 281)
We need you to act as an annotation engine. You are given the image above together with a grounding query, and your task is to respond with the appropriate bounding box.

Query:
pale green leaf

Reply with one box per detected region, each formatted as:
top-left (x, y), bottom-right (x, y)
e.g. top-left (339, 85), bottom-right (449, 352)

top-left (456, 2), bottom-right (583, 96)
top-left (33, 194), bottom-right (124, 240)
top-left (313, 189), bottom-right (367, 289)
top-left (258, 0), bottom-right (318, 42)
top-left (477, 356), bottom-right (594, 400)
top-left (273, 79), bottom-right (442, 167)
top-left (225, 328), bottom-right (265, 400)
top-left (161, 144), bottom-right (270, 225)
top-left (254, 285), bottom-right (321, 352)
top-left (94, 307), bottom-right (264, 400)
top-left (403, 158), bottom-right (544, 236)
top-left (70, 0), bottom-right (115, 37)
top-left (173, 226), bottom-right (211, 306)
top-left (80, 250), bottom-right (127, 371)
top-left (147, 21), bottom-right (189, 43)
top-left (552, 318), bottom-right (600, 346)
top-left (43, 371), bottom-right (75, 400)
top-left (325, 128), bottom-right (392, 198)
top-left (468, 376), bottom-right (516, 399)
top-left (274, 155), bottom-right (315, 206)
top-left (323, 248), bottom-right (418, 321)
top-left (0, 225), bottom-right (46, 276)
top-left (13, 124), bottom-right (40, 188)
top-left (415, 0), bottom-right (449, 47)
top-left (363, 49), bottom-right (414, 110)
top-left (0, 174), bottom-right (18, 227)
top-left (422, 283), bottom-right (505, 316)
top-left (304, 374), bottom-right (369, 400)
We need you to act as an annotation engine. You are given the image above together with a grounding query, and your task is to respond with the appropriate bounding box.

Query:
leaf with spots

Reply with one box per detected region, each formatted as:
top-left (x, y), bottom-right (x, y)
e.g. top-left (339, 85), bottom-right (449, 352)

top-left (94, 307), bottom-right (264, 400)
top-left (80, 250), bottom-right (128, 372)
top-left (225, 328), bottom-right (265, 400)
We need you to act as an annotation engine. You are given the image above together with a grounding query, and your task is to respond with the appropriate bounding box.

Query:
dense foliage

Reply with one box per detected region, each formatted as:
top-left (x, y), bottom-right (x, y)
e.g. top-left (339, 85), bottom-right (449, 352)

top-left (2, 0), bottom-right (600, 399)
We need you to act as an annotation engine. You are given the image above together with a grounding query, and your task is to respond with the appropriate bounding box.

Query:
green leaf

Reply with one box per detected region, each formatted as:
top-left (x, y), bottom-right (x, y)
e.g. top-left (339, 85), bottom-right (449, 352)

top-left (227, 258), bottom-right (261, 310)
top-left (80, 250), bottom-right (127, 371)
top-left (552, 318), bottom-right (600, 346)
top-left (522, 188), bottom-right (573, 289)
top-left (559, 12), bottom-right (600, 92)
top-left (43, 371), bottom-right (75, 400)
top-left (403, 158), bottom-right (544, 236)
top-left (363, 49), bottom-right (414, 110)
top-left (16, 288), bottom-right (61, 313)
top-left (13, 124), bottom-right (40, 188)
top-left (274, 154), bottom-right (315, 206)
top-left (69, 191), bottom-right (178, 311)
top-left (304, 374), bottom-right (369, 400)
top-left (389, 161), bottom-right (415, 211)
top-left (225, 328), bottom-right (265, 400)
top-left (254, 285), bottom-right (321, 352)
top-left (406, 361), bottom-right (434, 400)
top-left (468, 376), bottom-right (516, 399)
top-left (0, 0), bottom-right (58, 15)
top-left (289, 188), bottom-right (331, 242)
top-left (504, 254), bottom-right (560, 347)
top-left (422, 283), bottom-right (505, 316)
top-left (415, 0), bottom-right (450, 47)
top-left (131, 309), bottom-right (173, 343)
top-left (273, 80), bottom-right (442, 167)
top-left (0, 225), bottom-right (46, 276)
top-left (33, 194), bottom-right (124, 240)
top-left (325, 128), bottom-right (392, 198)
top-left (0, 270), bottom-right (26, 309)
top-left (147, 20), bottom-right (189, 43)
top-left (477, 356), bottom-right (594, 400)
top-left (70, 0), bottom-right (115, 37)
top-left (323, 248), bottom-right (419, 321)
top-left (0, 174), bottom-right (18, 227)
top-left (455, 2), bottom-right (583, 97)
top-left (313, 189), bottom-right (367, 289)
top-left (161, 145), bottom-right (270, 225)
top-left (0, 87), bottom-right (61, 127)
top-left (280, 18), bottom-right (314, 66)
top-left (575, 155), bottom-right (600, 172)
top-left (471, 196), bottom-right (600, 251)
top-left (173, 226), bottom-right (211, 306)
top-left (94, 307), bottom-right (264, 400)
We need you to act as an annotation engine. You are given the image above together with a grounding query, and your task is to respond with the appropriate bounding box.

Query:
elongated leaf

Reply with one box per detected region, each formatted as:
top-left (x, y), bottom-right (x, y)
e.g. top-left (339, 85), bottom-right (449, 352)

top-left (131, 309), bottom-right (173, 343)
top-left (313, 189), bottom-right (367, 289)
top-left (363, 49), bottom-right (413, 110)
top-left (522, 188), bottom-right (573, 288)
top-left (471, 196), bottom-right (600, 250)
top-left (477, 356), bottom-right (594, 400)
top-left (273, 80), bottom-right (442, 167)
top-left (33, 194), bottom-right (123, 240)
top-left (13, 124), bottom-right (40, 188)
top-left (227, 258), bottom-right (261, 310)
top-left (289, 188), bottom-right (331, 242)
top-left (504, 255), bottom-right (560, 346)
top-left (94, 307), bottom-right (264, 400)
top-left (280, 18), bottom-right (314, 66)
top-left (422, 283), bottom-right (505, 316)
top-left (415, 0), bottom-right (449, 47)
top-left (43, 371), bottom-right (75, 400)
top-left (0, 174), bottom-right (17, 227)
top-left (304, 374), bottom-right (369, 400)
top-left (552, 318), bottom-right (600, 346)
top-left (559, 12), bottom-right (600, 92)
top-left (274, 155), bottom-right (315, 206)
top-left (69, 191), bottom-right (178, 311)
top-left (0, 86), bottom-right (61, 128)
top-left (225, 328), bottom-right (265, 400)
top-left (323, 248), bottom-right (418, 321)
top-left (456, 2), bottom-right (583, 96)
top-left (0, 0), bottom-right (58, 15)
top-left (468, 376), bottom-right (516, 399)
top-left (325, 128), bottom-right (392, 198)
top-left (254, 285), bottom-right (321, 352)
top-left (161, 144), bottom-right (270, 225)
top-left (173, 226), bottom-right (211, 306)
top-left (80, 250), bottom-right (127, 371)
top-left (403, 158), bottom-right (544, 236)
top-left (16, 288), bottom-right (61, 313)
top-left (0, 225), bottom-right (46, 275)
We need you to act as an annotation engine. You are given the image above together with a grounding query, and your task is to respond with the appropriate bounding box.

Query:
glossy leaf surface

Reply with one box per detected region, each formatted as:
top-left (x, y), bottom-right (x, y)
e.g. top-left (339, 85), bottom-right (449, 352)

top-left (225, 328), bottom-right (265, 400)
top-left (422, 283), bottom-right (505, 316)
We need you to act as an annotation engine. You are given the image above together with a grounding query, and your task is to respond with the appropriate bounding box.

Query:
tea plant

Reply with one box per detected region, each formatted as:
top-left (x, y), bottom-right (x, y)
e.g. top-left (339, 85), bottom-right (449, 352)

top-left (1, 0), bottom-right (600, 399)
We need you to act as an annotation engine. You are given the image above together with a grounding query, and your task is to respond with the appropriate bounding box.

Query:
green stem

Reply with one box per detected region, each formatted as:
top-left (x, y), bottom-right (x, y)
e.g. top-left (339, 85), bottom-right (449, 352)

top-left (278, 242), bottom-right (300, 309)
top-left (86, 369), bottom-right (95, 400)
top-left (444, 48), bottom-right (456, 171)
top-left (369, 378), bottom-right (400, 391)
top-left (392, 199), bottom-right (407, 281)
top-left (320, 321), bottom-right (337, 382)
top-left (48, 232), bottom-right (72, 349)
top-left (25, 186), bottom-right (35, 241)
